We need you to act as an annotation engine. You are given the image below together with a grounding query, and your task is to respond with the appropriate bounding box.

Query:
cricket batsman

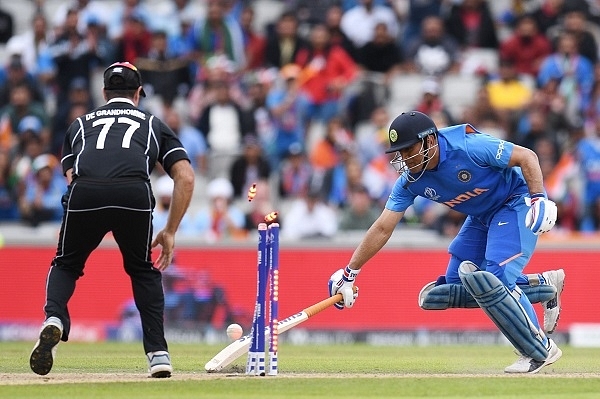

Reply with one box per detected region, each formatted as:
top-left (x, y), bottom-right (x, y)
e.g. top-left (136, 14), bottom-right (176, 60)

top-left (328, 111), bottom-right (563, 373)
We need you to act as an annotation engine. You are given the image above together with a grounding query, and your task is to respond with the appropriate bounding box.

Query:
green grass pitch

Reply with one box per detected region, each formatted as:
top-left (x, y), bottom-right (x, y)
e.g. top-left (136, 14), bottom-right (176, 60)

top-left (1, 341), bottom-right (599, 398)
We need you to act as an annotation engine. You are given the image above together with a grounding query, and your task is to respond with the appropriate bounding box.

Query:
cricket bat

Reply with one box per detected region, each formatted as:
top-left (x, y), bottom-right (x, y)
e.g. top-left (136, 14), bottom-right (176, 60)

top-left (205, 292), bottom-right (346, 372)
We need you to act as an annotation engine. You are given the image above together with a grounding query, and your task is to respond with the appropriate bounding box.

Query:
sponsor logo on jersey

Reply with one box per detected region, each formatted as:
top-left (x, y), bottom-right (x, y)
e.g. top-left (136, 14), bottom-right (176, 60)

top-left (424, 187), bottom-right (440, 201)
top-left (443, 188), bottom-right (489, 208)
top-left (496, 141), bottom-right (505, 159)
top-left (458, 170), bottom-right (471, 182)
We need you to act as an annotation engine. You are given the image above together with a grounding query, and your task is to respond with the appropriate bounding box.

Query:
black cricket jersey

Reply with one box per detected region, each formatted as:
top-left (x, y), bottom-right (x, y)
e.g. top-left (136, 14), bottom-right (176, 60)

top-left (62, 98), bottom-right (189, 181)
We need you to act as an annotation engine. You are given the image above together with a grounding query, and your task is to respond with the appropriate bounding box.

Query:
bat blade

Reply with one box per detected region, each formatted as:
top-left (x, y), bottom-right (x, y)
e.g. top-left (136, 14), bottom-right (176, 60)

top-left (205, 292), bottom-right (344, 372)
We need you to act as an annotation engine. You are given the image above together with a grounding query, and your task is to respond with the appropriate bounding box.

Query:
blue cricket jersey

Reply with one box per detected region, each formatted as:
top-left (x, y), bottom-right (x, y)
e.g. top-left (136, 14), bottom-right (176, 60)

top-left (386, 124), bottom-right (529, 226)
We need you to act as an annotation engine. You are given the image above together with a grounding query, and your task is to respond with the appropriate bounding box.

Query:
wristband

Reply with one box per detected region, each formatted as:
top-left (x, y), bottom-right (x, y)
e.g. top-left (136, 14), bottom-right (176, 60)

top-left (342, 265), bottom-right (360, 282)
top-left (530, 193), bottom-right (546, 199)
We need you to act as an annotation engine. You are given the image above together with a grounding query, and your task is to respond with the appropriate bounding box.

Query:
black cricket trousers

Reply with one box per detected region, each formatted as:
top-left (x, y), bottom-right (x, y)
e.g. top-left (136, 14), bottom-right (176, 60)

top-left (44, 178), bottom-right (167, 354)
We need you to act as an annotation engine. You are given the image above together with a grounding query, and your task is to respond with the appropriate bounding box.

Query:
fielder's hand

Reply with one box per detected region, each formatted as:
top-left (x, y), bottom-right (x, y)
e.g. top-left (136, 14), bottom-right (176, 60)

top-left (328, 266), bottom-right (360, 310)
top-left (152, 230), bottom-right (175, 271)
top-left (525, 193), bottom-right (557, 235)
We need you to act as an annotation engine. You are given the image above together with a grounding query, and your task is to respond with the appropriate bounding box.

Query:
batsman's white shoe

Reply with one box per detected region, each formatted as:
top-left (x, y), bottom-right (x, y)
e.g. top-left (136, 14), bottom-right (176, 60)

top-left (541, 269), bottom-right (565, 334)
top-left (30, 316), bottom-right (63, 375)
top-left (504, 338), bottom-right (562, 374)
top-left (147, 351), bottom-right (172, 378)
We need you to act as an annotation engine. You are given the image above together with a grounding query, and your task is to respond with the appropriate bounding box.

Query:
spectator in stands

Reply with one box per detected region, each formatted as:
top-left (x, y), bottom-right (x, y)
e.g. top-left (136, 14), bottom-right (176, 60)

top-left (355, 106), bottom-right (391, 166)
top-left (530, 0), bottom-right (567, 35)
top-left (11, 117), bottom-right (45, 184)
top-left (338, 184), bottom-right (380, 230)
top-left (499, 14), bottom-right (552, 77)
top-left (340, 0), bottom-right (399, 50)
top-left (193, 177), bottom-right (246, 242)
top-left (264, 11), bottom-right (308, 69)
top-left (186, 0), bottom-right (246, 74)
top-left (324, 4), bottom-right (357, 62)
top-left (321, 148), bottom-right (363, 208)
top-left (460, 86), bottom-right (503, 131)
top-left (0, 5), bottom-right (13, 44)
top-left (148, 0), bottom-right (203, 39)
top-left (0, 83), bottom-right (50, 151)
top-left (106, 0), bottom-right (152, 41)
top-left (547, 6), bottom-right (599, 64)
top-left (0, 148), bottom-right (18, 221)
top-left (357, 22), bottom-right (404, 77)
top-left (280, 185), bottom-right (338, 240)
top-left (243, 72), bottom-right (275, 160)
top-left (295, 24), bottom-right (358, 130)
top-left (400, 0), bottom-right (443, 50)
top-left (18, 153), bottom-right (66, 227)
top-left (51, 77), bottom-right (94, 156)
top-left (136, 30), bottom-right (192, 108)
top-left (444, 0), bottom-right (499, 50)
top-left (350, 21), bottom-right (403, 128)
top-left (288, 0), bottom-right (341, 37)
top-left (197, 78), bottom-right (249, 179)
top-left (0, 54), bottom-right (45, 107)
top-left (52, 0), bottom-right (110, 37)
top-left (486, 58), bottom-right (533, 114)
top-left (163, 107), bottom-right (207, 175)
top-left (266, 64), bottom-right (304, 167)
top-left (405, 15), bottom-right (461, 76)
top-left (413, 78), bottom-right (455, 126)
top-left (309, 116), bottom-right (354, 171)
top-left (46, 8), bottom-right (103, 104)
top-left (575, 119), bottom-right (600, 232)
top-left (115, 12), bottom-right (151, 64)
top-left (512, 84), bottom-right (570, 147)
top-left (239, 5), bottom-right (266, 71)
top-left (5, 12), bottom-right (54, 81)
top-left (538, 31), bottom-right (594, 126)
top-left (229, 135), bottom-right (271, 200)
top-left (279, 142), bottom-right (312, 199)
top-left (517, 109), bottom-right (560, 154)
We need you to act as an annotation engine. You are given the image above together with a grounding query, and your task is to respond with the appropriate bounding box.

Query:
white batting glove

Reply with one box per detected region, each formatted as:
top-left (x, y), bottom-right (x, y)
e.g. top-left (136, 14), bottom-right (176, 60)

top-left (328, 266), bottom-right (360, 310)
top-left (525, 193), bottom-right (557, 235)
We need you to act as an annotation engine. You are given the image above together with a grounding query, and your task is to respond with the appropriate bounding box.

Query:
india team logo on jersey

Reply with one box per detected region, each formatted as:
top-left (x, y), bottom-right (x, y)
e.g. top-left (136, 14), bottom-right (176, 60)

top-left (458, 170), bottom-right (472, 183)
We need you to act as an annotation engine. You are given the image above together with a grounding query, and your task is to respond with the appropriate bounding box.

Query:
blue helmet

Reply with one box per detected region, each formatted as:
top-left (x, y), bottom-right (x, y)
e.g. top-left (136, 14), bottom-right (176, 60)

top-left (386, 111), bottom-right (437, 153)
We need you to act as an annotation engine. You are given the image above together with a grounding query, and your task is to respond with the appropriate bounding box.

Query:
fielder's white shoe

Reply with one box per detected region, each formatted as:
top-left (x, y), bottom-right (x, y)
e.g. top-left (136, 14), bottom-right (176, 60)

top-left (504, 338), bottom-right (562, 374)
top-left (147, 351), bottom-right (172, 378)
top-left (541, 269), bottom-right (565, 334)
top-left (30, 316), bottom-right (63, 375)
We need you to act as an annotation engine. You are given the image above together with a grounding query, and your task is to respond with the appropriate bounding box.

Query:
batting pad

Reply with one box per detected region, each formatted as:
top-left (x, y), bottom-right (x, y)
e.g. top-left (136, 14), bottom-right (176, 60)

top-left (458, 262), bottom-right (548, 361)
top-left (419, 282), bottom-right (556, 310)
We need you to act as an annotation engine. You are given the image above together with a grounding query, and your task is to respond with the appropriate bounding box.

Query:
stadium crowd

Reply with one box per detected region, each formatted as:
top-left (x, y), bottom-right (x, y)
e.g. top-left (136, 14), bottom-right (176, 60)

top-left (0, 0), bottom-right (599, 240)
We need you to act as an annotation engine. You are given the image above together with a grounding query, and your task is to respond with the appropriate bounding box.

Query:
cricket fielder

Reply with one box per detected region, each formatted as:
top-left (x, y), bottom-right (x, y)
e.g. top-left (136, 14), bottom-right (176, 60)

top-left (328, 111), bottom-right (563, 373)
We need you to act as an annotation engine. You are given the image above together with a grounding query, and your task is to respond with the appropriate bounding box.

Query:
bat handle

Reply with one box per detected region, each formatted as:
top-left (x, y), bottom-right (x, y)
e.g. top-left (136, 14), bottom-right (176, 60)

top-left (303, 287), bottom-right (358, 317)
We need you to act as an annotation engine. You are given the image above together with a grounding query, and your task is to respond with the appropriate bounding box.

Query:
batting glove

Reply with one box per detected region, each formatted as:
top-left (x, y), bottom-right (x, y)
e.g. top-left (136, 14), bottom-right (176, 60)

top-left (328, 266), bottom-right (360, 310)
top-left (525, 193), bottom-right (557, 235)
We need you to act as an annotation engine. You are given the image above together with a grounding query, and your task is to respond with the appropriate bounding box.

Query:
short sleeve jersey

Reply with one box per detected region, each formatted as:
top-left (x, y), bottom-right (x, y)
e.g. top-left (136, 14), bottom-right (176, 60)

top-left (385, 124), bottom-right (529, 225)
top-left (62, 98), bottom-right (189, 180)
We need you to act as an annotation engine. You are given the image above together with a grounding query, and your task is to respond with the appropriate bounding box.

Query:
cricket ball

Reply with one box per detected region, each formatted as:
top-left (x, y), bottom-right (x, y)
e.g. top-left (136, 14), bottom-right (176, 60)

top-left (226, 323), bottom-right (243, 340)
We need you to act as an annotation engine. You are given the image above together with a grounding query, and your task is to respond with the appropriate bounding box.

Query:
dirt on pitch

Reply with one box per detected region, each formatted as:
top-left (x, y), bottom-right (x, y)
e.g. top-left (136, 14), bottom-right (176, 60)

top-left (2, 370), bottom-right (600, 385)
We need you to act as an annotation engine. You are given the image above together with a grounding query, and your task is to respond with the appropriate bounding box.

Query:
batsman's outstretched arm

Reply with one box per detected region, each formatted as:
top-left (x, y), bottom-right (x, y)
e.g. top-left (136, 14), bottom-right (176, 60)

top-left (347, 208), bottom-right (404, 271)
top-left (329, 208), bottom-right (403, 309)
